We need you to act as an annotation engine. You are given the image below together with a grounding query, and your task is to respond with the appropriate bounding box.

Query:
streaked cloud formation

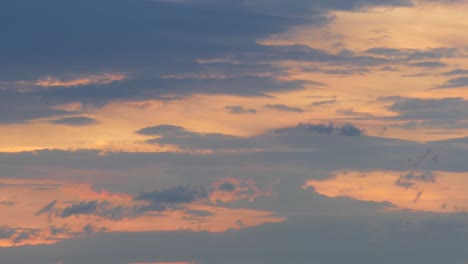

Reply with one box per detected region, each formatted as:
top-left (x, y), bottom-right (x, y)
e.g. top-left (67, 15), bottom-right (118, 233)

top-left (0, 0), bottom-right (467, 263)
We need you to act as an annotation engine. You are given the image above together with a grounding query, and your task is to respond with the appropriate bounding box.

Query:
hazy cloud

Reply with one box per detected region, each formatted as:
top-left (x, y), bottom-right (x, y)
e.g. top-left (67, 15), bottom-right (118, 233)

top-left (136, 186), bottom-right (202, 204)
top-left (264, 104), bottom-right (305, 113)
top-left (435, 76), bottom-right (468, 89)
top-left (225, 106), bottom-right (257, 114)
top-left (292, 123), bottom-right (364, 136)
top-left (50, 116), bottom-right (99, 126)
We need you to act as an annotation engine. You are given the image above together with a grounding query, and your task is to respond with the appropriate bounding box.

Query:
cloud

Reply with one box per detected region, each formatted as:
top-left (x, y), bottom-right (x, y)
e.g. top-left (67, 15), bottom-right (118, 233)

top-left (136, 125), bottom-right (186, 136)
top-left (60, 201), bottom-right (100, 218)
top-left (50, 116), bottom-right (99, 126)
top-left (0, 228), bottom-right (15, 239)
top-left (0, 227), bottom-right (40, 245)
top-left (11, 229), bottom-right (40, 244)
top-left (0, 0), bottom-right (417, 119)
top-left (0, 201), bottom-right (16, 206)
top-left (394, 171), bottom-right (437, 188)
top-left (135, 186), bottom-right (202, 204)
top-left (264, 104), bottom-right (305, 113)
top-left (434, 76), bottom-right (468, 89)
top-left (408, 61), bottom-right (447, 68)
top-left (365, 47), bottom-right (457, 61)
top-left (35, 200), bottom-right (58, 216)
top-left (34, 73), bottom-right (127, 88)
top-left (55, 200), bottom-right (149, 220)
top-left (0, 91), bottom-right (79, 124)
top-left (310, 100), bottom-right (337, 106)
top-left (291, 123), bottom-right (364, 136)
top-left (379, 96), bottom-right (468, 121)
top-left (1, 213), bottom-right (467, 264)
top-left (380, 97), bottom-right (468, 129)
top-left (225, 106), bottom-right (257, 114)
top-left (0, 0), bottom-right (318, 103)
top-left (441, 69), bottom-right (468, 76)
top-left (136, 125), bottom-right (261, 150)
top-left (34, 186), bottom-right (208, 221)
top-left (218, 182), bottom-right (237, 192)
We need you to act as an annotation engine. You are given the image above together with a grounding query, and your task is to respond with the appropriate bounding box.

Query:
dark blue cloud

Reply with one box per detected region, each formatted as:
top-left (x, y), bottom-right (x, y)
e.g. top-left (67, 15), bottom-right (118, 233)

top-left (435, 76), bottom-right (468, 89)
top-left (0, 227), bottom-right (40, 244)
top-left (218, 182), bottom-right (237, 192)
top-left (50, 116), bottom-right (99, 126)
top-left (136, 125), bottom-right (186, 136)
top-left (0, 0), bottom-right (417, 123)
top-left (442, 69), bottom-right (468, 76)
top-left (381, 96), bottom-right (468, 120)
top-left (394, 171), bottom-right (437, 188)
top-left (136, 125), bottom-right (261, 150)
top-left (0, 0), bottom-right (309, 78)
top-left (225, 106), bottom-right (257, 114)
top-left (264, 104), bottom-right (305, 113)
top-left (35, 200), bottom-right (57, 216)
top-left (136, 186), bottom-right (201, 204)
top-left (1, 213), bottom-right (467, 264)
top-left (0, 91), bottom-right (79, 124)
top-left (60, 201), bottom-right (99, 218)
top-left (291, 123), bottom-right (364, 136)
top-left (409, 61), bottom-right (447, 68)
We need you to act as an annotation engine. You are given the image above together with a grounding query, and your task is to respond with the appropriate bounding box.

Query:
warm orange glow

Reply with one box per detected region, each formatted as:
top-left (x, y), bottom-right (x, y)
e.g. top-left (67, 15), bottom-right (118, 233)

top-left (304, 170), bottom-right (468, 213)
top-left (0, 178), bottom-right (284, 247)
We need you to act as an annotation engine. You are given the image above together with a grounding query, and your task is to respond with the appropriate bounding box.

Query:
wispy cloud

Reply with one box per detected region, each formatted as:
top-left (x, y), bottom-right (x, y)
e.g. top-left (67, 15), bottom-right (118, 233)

top-left (34, 73), bottom-right (127, 88)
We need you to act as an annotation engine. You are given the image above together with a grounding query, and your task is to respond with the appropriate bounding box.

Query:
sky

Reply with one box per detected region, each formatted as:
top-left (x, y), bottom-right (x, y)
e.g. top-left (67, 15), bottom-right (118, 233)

top-left (0, 0), bottom-right (468, 263)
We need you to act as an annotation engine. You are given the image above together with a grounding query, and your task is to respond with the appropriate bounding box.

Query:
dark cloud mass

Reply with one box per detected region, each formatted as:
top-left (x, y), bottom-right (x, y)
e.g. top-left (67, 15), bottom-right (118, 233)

top-left (0, 0), bottom-right (418, 123)
top-left (0, 0), bottom-right (467, 263)
top-left (435, 76), bottom-right (468, 89)
top-left (293, 123), bottom-right (364, 136)
top-left (1, 213), bottom-right (467, 264)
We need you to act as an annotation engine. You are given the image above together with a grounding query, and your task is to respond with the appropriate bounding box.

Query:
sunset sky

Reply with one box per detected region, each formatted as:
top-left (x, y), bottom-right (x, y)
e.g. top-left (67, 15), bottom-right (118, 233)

top-left (1, 0), bottom-right (468, 263)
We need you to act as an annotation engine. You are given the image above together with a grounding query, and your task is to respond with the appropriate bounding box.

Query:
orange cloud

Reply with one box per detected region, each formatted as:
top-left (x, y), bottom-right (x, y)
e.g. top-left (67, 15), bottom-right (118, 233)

top-left (304, 170), bottom-right (468, 213)
top-left (34, 73), bottom-right (127, 87)
top-left (0, 178), bottom-right (284, 247)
